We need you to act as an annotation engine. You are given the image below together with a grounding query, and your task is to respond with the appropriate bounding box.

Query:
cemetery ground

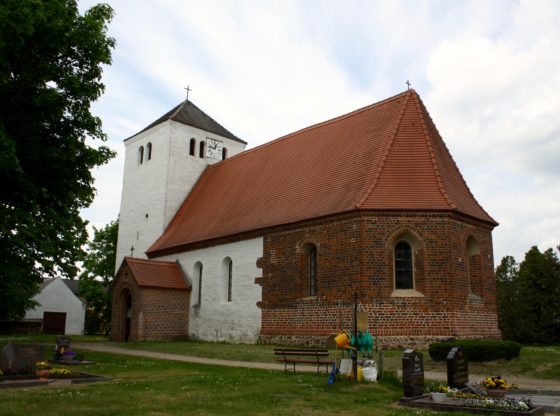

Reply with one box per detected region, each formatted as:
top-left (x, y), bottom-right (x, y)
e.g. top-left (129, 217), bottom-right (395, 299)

top-left (1, 336), bottom-right (559, 416)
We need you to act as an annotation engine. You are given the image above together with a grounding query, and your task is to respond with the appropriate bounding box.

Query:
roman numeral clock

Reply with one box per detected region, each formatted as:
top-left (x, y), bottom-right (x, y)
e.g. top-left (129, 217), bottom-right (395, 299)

top-left (206, 138), bottom-right (223, 159)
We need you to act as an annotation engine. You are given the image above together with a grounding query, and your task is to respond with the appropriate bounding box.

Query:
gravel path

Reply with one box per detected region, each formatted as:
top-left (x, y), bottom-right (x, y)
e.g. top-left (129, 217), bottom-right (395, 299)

top-left (74, 342), bottom-right (560, 390)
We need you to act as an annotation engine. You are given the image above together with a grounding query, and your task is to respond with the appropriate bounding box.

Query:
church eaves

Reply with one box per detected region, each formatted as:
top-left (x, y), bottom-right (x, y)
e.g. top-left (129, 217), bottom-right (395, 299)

top-left (147, 90), bottom-right (497, 257)
top-left (127, 100), bottom-right (246, 144)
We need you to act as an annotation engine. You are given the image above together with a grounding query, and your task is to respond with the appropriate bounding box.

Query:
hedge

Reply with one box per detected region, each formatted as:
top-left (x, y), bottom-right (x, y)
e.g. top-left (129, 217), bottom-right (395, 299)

top-left (428, 339), bottom-right (522, 362)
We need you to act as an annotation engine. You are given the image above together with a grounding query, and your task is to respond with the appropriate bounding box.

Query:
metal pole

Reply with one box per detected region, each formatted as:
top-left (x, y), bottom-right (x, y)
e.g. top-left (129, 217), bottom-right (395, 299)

top-left (353, 292), bottom-right (358, 382)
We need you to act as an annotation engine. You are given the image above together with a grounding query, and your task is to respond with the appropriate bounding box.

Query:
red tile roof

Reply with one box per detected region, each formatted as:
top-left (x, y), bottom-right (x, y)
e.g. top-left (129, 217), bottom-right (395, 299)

top-left (121, 257), bottom-right (190, 290)
top-left (148, 90), bottom-right (496, 256)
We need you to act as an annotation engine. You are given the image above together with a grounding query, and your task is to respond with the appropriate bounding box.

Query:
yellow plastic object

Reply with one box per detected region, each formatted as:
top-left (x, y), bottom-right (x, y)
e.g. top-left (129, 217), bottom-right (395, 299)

top-left (335, 331), bottom-right (350, 348)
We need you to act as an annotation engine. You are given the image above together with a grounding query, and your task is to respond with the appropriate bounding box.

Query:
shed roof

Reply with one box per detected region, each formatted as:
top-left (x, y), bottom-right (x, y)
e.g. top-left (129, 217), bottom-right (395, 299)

top-left (148, 90), bottom-right (496, 256)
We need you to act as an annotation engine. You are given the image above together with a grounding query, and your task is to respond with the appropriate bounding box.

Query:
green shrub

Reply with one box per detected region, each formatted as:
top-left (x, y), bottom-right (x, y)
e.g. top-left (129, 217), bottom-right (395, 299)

top-left (428, 339), bottom-right (522, 362)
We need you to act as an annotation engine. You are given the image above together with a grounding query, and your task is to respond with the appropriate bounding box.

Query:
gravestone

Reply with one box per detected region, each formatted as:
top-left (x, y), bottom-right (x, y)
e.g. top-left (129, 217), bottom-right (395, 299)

top-left (402, 349), bottom-right (424, 397)
top-left (447, 346), bottom-right (468, 388)
top-left (1, 342), bottom-right (45, 374)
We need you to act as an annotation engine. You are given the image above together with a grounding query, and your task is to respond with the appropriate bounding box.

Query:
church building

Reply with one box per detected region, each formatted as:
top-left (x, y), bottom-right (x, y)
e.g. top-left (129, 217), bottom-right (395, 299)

top-left (111, 89), bottom-right (501, 347)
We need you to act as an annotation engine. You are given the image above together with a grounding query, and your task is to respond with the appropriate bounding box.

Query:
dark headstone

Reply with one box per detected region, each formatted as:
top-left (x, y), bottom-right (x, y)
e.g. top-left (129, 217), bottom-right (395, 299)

top-left (1, 342), bottom-right (45, 374)
top-left (54, 335), bottom-right (72, 360)
top-left (402, 349), bottom-right (424, 397)
top-left (447, 346), bottom-right (468, 388)
top-left (55, 335), bottom-right (71, 352)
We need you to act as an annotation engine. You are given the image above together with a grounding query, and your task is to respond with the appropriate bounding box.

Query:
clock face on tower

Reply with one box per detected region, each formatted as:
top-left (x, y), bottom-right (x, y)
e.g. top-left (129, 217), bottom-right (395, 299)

top-left (206, 138), bottom-right (223, 159)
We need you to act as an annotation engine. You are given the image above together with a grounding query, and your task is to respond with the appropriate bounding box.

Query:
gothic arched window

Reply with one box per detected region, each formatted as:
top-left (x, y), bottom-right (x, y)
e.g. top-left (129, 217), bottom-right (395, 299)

top-left (222, 147), bottom-right (228, 160)
top-left (138, 146), bottom-right (144, 164)
top-left (306, 244), bottom-right (317, 296)
top-left (394, 241), bottom-right (413, 289)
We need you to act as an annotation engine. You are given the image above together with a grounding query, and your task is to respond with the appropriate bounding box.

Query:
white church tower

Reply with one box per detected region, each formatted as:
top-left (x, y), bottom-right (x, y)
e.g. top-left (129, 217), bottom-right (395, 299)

top-left (115, 99), bottom-right (247, 268)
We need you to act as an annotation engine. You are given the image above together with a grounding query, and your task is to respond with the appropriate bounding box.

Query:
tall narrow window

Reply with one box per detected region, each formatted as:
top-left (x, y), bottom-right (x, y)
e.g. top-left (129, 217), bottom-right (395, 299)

top-left (138, 146), bottom-right (144, 164)
top-left (227, 260), bottom-right (233, 302)
top-left (146, 142), bottom-right (152, 160)
top-left (395, 241), bottom-right (413, 289)
top-left (199, 141), bottom-right (205, 158)
top-left (222, 147), bottom-right (228, 160)
top-left (189, 138), bottom-right (196, 156)
top-left (466, 236), bottom-right (481, 296)
top-left (194, 262), bottom-right (203, 306)
top-left (308, 245), bottom-right (317, 296)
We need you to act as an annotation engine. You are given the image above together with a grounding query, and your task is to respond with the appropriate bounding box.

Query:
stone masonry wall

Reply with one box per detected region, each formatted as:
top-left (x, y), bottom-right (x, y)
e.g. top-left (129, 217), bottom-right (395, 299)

top-left (258, 211), bottom-right (500, 348)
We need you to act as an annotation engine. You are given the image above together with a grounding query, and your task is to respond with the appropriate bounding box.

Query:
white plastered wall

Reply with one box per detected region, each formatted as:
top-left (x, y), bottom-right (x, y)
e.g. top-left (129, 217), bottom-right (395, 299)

top-left (25, 278), bottom-right (86, 335)
top-left (115, 119), bottom-right (246, 269)
top-left (156, 237), bottom-right (263, 343)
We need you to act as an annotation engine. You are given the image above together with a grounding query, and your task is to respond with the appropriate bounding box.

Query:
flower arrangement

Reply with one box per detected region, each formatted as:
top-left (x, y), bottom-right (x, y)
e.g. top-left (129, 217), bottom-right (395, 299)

top-left (35, 361), bottom-right (50, 371)
top-left (481, 376), bottom-right (517, 390)
top-left (49, 368), bottom-right (72, 377)
top-left (425, 380), bottom-right (449, 393)
top-left (461, 397), bottom-right (531, 411)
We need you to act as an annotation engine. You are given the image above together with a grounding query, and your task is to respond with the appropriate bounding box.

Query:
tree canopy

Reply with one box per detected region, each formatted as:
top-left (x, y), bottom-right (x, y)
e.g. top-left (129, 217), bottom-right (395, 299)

top-left (0, 0), bottom-right (115, 319)
top-left (79, 219), bottom-right (117, 334)
top-left (496, 246), bottom-right (560, 343)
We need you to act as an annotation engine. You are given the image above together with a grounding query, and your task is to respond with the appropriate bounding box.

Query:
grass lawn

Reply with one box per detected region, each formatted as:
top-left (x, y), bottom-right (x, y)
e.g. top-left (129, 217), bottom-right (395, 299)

top-left (2, 334), bottom-right (560, 380)
top-left (119, 341), bottom-right (560, 380)
top-left (0, 350), bottom-right (449, 416)
top-left (1, 337), bottom-right (558, 415)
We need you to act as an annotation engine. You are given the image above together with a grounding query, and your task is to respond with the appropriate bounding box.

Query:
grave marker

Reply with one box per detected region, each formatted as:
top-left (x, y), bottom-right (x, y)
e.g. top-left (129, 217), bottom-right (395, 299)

top-left (1, 342), bottom-right (45, 374)
top-left (402, 349), bottom-right (424, 397)
top-left (447, 346), bottom-right (468, 388)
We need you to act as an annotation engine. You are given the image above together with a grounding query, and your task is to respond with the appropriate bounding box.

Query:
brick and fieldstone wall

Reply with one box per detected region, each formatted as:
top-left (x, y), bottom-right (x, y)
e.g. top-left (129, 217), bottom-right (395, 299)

top-left (257, 211), bottom-right (500, 348)
top-left (111, 265), bottom-right (190, 342)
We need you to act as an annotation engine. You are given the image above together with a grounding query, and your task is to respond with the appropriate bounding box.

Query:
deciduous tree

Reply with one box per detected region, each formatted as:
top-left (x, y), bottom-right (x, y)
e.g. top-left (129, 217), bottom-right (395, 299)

top-left (79, 219), bottom-right (117, 334)
top-left (495, 255), bottom-right (518, 340)
top-left (0, 0), bottom-right (115, 319)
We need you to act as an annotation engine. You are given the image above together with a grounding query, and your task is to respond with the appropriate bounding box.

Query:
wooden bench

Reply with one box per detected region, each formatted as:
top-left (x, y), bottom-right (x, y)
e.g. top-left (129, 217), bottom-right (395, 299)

top-left (273, 348), bottom-right (331, 374)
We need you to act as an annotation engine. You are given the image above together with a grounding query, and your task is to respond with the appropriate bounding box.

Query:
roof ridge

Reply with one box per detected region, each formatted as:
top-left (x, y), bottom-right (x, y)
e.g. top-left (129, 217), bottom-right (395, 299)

top-left (411, 92), bottom-right (455, 209)
top-left (169, 99), bottom-right (187, 119)
top-left (177, 101), bottom-right (245, 143)
top-left (414, 94), bottom-right (497, 223)
top-left (356, 90), bottom-right (412, 208)
top-left (204, 90), bottom-right (412, 172)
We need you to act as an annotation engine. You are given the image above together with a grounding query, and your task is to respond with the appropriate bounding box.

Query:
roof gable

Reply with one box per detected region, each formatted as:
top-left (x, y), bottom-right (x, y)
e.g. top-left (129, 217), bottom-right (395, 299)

top-left (128, 100), bottom-right (246, 144)
top-left (40, 277), bottom-right (81, 300)
top-left (148, 90), bottom-right (496, 256)
top-left (118, 257), bottom-right (190, 290)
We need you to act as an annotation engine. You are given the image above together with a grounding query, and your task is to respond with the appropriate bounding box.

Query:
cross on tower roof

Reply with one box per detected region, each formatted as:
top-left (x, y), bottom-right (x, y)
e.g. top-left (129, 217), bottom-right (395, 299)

top-left (184, 85), bottom-right (192, 102)
top-left (406, 80), bottom-right (411, 90)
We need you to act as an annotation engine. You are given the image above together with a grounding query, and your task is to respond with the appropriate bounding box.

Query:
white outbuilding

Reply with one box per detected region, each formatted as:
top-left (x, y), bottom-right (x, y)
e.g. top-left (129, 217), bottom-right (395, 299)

top-left (25, 277), bottom-right (86, 335)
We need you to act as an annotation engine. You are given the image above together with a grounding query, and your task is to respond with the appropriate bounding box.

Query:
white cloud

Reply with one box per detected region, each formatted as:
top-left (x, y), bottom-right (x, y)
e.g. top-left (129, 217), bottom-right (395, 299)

top-left (78, 0), bottom-right (560, 262)
top-left (423, 1), bottom-right (560, 260)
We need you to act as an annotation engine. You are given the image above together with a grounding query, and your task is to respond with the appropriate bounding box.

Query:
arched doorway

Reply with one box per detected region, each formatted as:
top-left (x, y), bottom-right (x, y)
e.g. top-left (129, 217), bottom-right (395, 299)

top-left (125, 291), bottom-right (132, 342)
top-left (117, 288), bottom-right (133, 342)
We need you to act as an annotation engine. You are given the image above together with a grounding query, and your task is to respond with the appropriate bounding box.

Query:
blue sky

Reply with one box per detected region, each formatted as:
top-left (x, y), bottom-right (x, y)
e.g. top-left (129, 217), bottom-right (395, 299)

top-left (80, 0), bottom-right (560, 264)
